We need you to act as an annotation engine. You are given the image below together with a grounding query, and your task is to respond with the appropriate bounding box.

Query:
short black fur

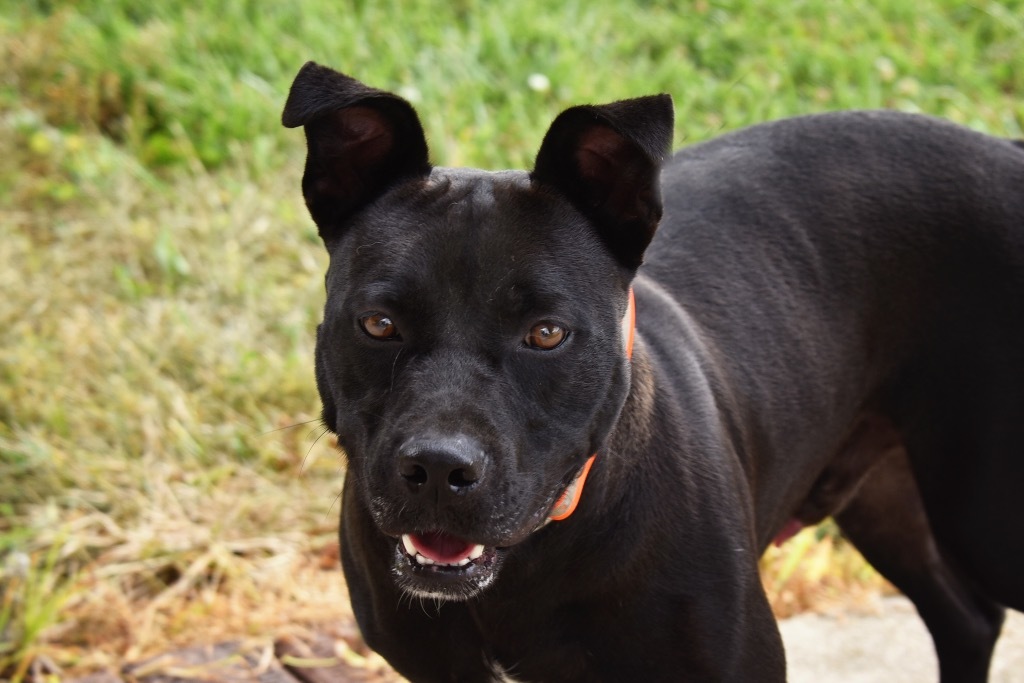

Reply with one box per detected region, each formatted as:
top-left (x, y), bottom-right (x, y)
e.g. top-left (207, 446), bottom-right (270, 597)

top-left (284, 63), bottom-right (1024, 682)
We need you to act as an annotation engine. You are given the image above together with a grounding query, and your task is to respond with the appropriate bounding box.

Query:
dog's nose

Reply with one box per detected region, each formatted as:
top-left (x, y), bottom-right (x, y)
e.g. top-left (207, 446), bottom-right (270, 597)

top-left (398, 436), bottom-right (488, 496)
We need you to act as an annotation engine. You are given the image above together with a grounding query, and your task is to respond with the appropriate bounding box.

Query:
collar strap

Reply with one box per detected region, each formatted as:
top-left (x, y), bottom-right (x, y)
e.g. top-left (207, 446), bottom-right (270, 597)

top-left (547, 288), bottom-right (636, 523)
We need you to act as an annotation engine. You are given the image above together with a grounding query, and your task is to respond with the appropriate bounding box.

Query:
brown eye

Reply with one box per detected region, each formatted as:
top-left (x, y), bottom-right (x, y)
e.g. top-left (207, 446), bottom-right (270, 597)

top-left (359, 313), bottom-right (401, 341)
top-left (525, 322), bottom-right (567, 350)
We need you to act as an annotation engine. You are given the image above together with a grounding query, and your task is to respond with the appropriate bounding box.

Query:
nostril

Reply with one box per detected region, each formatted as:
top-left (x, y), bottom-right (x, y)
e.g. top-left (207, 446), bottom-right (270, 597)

top-left (447, 467), bottom-right (478, 489)
top-left (399, 458), bottom-right (428, 485)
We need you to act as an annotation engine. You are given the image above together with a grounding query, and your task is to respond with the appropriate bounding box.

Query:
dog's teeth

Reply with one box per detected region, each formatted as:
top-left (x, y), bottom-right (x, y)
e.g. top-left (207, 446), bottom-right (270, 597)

top-left (402, 536), bottom-right (486, 568)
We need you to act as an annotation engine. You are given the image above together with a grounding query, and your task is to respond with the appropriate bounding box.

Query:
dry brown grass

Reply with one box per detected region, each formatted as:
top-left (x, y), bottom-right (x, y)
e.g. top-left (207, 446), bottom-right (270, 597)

top-left (761, 523), bottom-right (893, 619)
top-left (0, 107), bottom-right (350, 675)
top-left (2, 88), bottom-right (890, 682)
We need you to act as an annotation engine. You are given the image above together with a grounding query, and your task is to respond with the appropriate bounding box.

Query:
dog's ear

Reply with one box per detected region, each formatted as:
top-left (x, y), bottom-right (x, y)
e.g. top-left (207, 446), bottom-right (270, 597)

top-left (531, 95), bottom-right (674, 270)
top-left (283, 62), bottom-right (431, 241)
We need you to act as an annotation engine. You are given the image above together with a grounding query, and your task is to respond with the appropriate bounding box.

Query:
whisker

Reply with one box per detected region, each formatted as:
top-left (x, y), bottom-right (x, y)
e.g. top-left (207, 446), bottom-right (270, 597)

top-left (389, 348), bottom-right (404, 393)
top-left (325, 487), bottom-right (344, 524)
top-left (301, 425), bottom-right (332, 471)
top-left (258, 418), bottom-right (321, 436)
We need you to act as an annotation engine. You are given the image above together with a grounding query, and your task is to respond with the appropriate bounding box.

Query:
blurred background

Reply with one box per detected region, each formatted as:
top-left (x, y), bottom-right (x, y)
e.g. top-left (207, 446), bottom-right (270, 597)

top-left (1, 0), bottom-right (1022, 678)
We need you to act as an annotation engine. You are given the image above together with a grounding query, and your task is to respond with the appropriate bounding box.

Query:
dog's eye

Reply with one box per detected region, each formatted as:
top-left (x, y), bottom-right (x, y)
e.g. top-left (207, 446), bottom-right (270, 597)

top-left (524, 322), bottom-right (567, 350)
top-left (359, 313), bottom-right (401, 341)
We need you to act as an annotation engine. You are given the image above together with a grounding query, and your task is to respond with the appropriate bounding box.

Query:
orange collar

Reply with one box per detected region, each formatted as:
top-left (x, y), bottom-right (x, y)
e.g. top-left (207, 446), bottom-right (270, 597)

top-left (547, 288), bottom-right (636, 522)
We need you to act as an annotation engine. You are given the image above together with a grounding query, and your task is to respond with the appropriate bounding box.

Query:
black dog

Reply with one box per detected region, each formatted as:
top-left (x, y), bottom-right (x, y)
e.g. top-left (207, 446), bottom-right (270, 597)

top-left (283, 62), bottom-right (1024, 682)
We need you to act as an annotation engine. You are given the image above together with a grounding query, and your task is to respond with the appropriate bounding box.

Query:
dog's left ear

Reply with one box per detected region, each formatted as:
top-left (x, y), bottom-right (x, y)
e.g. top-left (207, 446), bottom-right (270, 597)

top-left (532, 95), bottom-right (674, 270)
top-left (282, 62), bottom-right (431, 241)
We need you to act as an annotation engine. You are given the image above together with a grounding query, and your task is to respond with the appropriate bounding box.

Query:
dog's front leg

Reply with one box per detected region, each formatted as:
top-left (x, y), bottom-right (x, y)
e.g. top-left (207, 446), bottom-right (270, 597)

top-left (662, 559), bottom-right (787, 681)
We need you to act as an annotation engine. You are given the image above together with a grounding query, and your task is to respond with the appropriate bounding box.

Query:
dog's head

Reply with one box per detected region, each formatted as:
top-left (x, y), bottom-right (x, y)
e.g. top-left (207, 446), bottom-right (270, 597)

top-left (283, 62), bottom-right (672, 600)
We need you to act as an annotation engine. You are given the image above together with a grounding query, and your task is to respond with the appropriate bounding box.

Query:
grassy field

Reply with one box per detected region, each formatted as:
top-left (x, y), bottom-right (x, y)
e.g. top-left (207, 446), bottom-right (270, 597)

top-left (1, 0), bottom-right (1022, 676)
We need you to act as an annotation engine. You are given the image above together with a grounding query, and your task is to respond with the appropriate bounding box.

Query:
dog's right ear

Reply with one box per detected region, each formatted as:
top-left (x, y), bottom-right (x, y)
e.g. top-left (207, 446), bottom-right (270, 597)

top-left (282, 62), bottom-right (431, 241)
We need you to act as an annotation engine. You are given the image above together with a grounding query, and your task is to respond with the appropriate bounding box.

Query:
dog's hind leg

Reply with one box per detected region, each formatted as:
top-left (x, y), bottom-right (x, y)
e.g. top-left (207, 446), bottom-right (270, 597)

top-left (905, 366), bottom-right (1024, 613)
top-left (836, 450), bottom-right (1005, 683)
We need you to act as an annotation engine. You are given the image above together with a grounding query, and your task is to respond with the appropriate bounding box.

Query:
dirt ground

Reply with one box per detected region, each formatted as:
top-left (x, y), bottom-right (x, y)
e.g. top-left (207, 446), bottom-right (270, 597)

top-left (71, 597), bottom-right (1023, 683)
top-left (781, 596), bottom-right (1024, 682)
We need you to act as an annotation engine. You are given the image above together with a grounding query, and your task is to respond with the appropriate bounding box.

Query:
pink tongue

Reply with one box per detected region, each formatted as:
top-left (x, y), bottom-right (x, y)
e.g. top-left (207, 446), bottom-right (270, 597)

top-left (410, 531), bottom-right (475, 563)
top-left (773, 518), bottom-right (805, 547)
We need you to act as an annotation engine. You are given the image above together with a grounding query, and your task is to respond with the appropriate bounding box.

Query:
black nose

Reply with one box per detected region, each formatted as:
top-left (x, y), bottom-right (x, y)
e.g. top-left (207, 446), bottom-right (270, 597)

top-left (398, 436), bottom-right (488, 496)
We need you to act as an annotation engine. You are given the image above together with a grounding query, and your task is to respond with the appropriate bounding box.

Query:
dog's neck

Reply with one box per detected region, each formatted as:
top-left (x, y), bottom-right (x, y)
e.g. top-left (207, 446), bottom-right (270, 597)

top-left (546, 288), bottom-right (637, 523)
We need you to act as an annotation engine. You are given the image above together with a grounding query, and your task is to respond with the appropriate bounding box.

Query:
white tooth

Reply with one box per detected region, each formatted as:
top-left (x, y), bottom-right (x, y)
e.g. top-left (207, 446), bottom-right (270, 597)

top-left (456, 558), bottom-right (471, 567)
top-left (415, 554), bottom-right (434, 566)
top-left (468, 544), bottom-right (485, 560)
top-left (401, 535), bottom-right (417, 556)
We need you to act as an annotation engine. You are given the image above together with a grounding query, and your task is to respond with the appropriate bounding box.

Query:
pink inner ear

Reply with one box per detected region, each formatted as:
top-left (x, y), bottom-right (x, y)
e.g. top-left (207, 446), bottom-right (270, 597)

top-left (575, 124), bottom-right (627, 180)
top-left (322, 105), bottom-right (395, 166)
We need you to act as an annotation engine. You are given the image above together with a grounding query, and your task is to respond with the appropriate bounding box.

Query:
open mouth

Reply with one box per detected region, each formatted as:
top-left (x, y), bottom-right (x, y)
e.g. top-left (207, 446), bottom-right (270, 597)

top-left (402, 532), bottom-right (487, 567)
top-left (394, 531), bottom-right (501, 600)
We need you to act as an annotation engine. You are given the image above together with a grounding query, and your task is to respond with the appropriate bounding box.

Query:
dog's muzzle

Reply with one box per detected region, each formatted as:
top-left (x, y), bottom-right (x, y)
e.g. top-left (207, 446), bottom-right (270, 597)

top-left (392, 530), bottom-right (502, 601)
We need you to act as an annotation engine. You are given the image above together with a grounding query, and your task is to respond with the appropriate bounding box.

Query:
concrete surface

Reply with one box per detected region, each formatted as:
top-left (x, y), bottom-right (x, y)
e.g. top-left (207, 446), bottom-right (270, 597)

top-left (781, 597), bottom-right (1024, 682)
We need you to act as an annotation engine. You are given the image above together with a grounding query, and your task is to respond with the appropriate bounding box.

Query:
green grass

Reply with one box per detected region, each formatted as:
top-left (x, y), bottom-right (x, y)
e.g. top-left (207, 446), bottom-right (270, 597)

top-left (2, 0), bottom-right (1021, 174)
top-left (1, 0), bottom-right (1022, 675)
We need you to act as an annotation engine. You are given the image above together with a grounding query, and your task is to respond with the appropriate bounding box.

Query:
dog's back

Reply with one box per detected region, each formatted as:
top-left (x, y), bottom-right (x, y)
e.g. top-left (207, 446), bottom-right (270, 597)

top-left (642, 111), bottom-right (1024, 680)
top-left (648, 111), bottom-right (1024, 596)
